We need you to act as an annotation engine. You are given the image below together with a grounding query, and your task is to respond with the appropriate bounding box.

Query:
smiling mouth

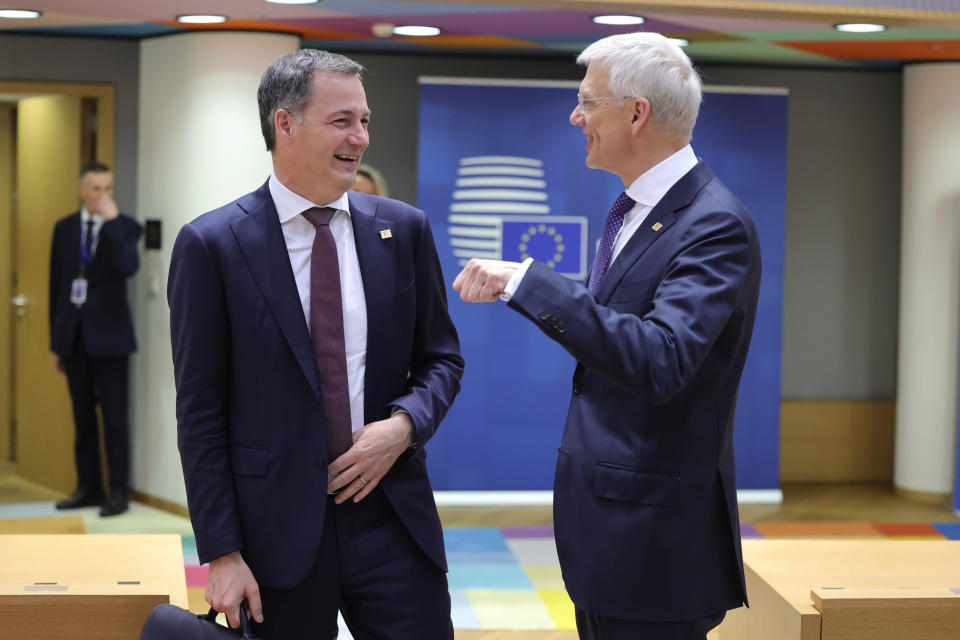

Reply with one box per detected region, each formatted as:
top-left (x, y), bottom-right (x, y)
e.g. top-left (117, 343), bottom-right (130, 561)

top-left (335, 153), bottom-right (361, 164)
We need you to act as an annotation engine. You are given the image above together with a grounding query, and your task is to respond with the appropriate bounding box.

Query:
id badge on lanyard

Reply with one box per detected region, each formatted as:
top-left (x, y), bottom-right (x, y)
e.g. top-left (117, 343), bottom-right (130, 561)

top-left (70, 276), bottom-right (88, 306)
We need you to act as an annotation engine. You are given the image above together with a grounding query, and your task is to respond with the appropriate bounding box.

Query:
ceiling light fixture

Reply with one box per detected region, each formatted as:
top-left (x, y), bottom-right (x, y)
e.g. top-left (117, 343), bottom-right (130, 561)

top-left (834, 23), bottom-right (886, 33)
top-left (592, 15), bottom-right (645, 26)
top-left (177, 14), bottom-right (228, 24)
top-left (0, 9), bottom-right (41, 19)
top-left (668, 37), bottom-right (690, 47)
top-left (392, 25), bottom-right (441, 37)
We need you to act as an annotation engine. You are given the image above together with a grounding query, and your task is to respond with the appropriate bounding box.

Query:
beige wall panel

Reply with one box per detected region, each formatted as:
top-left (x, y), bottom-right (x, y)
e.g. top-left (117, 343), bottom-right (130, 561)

top-left (780, 400), bottom-right (894, 483)
top-left (0, 104), bottom-right (13, 462)
top-left (14, 94), bottom-right (81, 492)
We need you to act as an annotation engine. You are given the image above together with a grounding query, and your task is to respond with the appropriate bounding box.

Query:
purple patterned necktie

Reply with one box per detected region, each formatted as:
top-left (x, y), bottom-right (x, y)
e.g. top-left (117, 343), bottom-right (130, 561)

top-left (302, 207), bottom-right (353, 461)
top-left (588, 191), bottom-right (635, 294)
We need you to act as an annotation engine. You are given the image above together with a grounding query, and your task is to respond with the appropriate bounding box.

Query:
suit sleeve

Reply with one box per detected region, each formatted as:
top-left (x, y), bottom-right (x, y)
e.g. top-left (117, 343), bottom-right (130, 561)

top-left (48, 221), bottom-right (62, 351)
top-left (97, 216), bottom-right (142, 277)
top-left (509, 207), bottom-right (758, 404)
top-left (389, 213), bottom-right (464, 449)
top-left (168, 222), bottom-right (244, 564)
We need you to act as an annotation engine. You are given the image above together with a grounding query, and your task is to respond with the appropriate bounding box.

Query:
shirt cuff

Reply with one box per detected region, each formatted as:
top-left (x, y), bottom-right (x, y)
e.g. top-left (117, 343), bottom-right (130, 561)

top-left (499, 258), bottom-right (535, 302)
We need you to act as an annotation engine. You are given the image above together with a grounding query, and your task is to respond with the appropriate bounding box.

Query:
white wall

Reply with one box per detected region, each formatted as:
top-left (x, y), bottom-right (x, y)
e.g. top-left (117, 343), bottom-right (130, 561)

top-left (132, 32), bottom-right (297, 506)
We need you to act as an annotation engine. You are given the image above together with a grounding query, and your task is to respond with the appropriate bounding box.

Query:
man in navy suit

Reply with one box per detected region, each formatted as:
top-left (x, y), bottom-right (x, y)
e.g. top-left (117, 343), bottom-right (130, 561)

top-left (454, 32), bottom-right (759, 640)
top-left (168, 50), bottom-right (463, 639)
top-left (50, 162), bottom-right (141, 517)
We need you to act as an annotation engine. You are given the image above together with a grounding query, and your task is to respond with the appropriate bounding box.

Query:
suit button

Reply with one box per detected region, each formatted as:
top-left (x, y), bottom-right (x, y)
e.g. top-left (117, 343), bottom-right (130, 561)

top-left (572, 383), bottom-right (582, 394)
top-left (538, 311), bottom-right (550, 321)
top-left (557, 321), bottom-right (566, 331)
top-left (315, 458), bottom-right (326, 470)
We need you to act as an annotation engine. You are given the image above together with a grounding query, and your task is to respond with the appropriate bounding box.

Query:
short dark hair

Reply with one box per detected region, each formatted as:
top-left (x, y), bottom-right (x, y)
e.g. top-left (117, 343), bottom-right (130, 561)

top-left (257, 49), bottom-right (365, 151)
top-left (79, 162), bottom-right (111, 180)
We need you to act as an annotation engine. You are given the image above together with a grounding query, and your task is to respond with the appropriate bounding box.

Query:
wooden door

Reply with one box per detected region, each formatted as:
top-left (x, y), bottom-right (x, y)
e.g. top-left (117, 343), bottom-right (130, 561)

top-left (13, 94), bottom-right (83, 492)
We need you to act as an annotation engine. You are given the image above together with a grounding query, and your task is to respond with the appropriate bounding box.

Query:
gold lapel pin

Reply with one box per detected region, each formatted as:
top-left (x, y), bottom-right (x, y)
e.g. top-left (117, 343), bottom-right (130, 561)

top-left (380, 229), bottom-right (393, 240)
top-left (652, 222), bottom-right (663, 232)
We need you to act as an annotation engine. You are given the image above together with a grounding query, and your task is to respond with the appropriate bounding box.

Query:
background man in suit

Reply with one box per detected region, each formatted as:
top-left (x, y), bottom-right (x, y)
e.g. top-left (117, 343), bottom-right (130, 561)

top-left (50, 162), bottom-right (141, 517)
top-left (453, 32), bottom-right (760, 640)
top-left (168, 50), bottom-right (463, 639)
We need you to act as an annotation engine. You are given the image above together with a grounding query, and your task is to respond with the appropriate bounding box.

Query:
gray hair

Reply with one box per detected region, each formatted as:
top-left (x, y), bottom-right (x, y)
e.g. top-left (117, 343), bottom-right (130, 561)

top-left (258, 49), bottom-right (365, 151)
top-left (577, 32), bottom-right (702, 138)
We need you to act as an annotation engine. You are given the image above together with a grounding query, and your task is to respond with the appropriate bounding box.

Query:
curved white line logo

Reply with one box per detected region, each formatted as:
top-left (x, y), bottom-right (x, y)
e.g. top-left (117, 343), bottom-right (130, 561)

top-left (447, 155), bottom-right (587, 279)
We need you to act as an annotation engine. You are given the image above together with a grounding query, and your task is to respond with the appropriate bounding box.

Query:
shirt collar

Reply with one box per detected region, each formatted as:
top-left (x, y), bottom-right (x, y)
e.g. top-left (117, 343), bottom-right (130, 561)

top-left (625, 144), bottom-right (698, 208)
top-left (80, 207), bottom-right (101, 223)
top-left (269, 172), bottom-right (351, 224)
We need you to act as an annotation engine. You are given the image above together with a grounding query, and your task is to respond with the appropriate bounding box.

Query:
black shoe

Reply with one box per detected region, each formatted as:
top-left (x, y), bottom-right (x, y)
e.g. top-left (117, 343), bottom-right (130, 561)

top-left (99, 490), bottom-right (129, 517)
top-left (56, 487), bottom-right (104, 510)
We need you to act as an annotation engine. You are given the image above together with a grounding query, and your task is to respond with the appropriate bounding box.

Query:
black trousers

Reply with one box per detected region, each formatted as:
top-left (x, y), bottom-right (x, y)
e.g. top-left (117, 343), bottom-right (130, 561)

top-left (251, 489), bottom-right (453, 640)
top-left (62, 342), bottom-right (130, 493)
top-left (575, 608), bottom-right (726, 640)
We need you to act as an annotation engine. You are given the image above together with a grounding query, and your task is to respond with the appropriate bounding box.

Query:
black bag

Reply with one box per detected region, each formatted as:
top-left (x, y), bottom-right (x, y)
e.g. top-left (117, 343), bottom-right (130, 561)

top-left (140, 603), bottom-right (260, 640)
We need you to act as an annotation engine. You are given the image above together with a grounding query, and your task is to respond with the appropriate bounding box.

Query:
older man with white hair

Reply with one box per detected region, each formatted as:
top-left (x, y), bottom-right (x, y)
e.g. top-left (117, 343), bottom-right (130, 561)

top-left (454, 32), bottom-right (760, 640)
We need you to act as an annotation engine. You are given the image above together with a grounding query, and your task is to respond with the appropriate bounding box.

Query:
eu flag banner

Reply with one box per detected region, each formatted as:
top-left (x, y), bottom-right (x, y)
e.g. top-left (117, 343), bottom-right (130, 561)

top-left (417, 78), bottom-right (786, 496)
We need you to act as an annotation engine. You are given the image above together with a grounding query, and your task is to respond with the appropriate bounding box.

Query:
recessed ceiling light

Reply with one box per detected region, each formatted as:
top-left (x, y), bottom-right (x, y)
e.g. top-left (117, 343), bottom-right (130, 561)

top-left (668, 38), bottom-right (690, 47)
top-left (835, 23), bottom-right (886, 33)
top-left (177, 14), bottom-right (228, 24)
top-left (592, 15), bottom-right (645, 26)
top-left (0, 9), bottom-right (41, 19)
top-left (392, 25), bottom-right (441, 37)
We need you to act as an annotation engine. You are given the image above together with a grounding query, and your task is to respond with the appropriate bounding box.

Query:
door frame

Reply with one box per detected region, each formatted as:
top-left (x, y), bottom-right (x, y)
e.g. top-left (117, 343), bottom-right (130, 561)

top-left (0, 81), bottom-right (115, 469)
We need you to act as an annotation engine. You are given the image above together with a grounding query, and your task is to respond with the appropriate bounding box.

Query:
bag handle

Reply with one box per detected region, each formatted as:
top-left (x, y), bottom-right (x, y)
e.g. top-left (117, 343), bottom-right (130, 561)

top-left (201, 600), bottom-right (258, 638)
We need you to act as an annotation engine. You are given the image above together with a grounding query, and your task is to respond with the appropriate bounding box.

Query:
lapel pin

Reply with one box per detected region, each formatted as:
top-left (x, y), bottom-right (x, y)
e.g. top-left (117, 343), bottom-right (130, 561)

top-left (380, 229), bottom-right (393, 240)
top-left (652, 222), bottom-right (663, 232)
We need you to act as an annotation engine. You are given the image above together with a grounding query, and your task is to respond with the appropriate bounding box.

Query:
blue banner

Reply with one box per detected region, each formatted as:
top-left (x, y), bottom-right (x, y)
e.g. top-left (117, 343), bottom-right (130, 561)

top-left (418, 79), bottom-right (786, 492)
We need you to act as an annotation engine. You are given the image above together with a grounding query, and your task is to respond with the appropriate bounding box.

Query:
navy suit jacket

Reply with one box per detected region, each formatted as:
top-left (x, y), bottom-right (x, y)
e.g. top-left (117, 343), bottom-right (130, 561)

top-left (168, 182), bottom-right (463, 589)
top-left (509, 162), bottom-right (759, 622)
top-left (49, 212), bottom-right (141, 357)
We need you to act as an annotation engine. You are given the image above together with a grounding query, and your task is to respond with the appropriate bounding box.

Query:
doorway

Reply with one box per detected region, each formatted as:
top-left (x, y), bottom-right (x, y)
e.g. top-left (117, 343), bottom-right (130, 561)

top-left (0, 81), bottom-right (115, 493)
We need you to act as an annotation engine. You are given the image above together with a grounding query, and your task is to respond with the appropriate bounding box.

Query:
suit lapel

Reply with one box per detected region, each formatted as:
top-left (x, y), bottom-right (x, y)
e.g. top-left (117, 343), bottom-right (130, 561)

top-left (348, 192), bottom-right (395, 422)
top-left (231, 181), bottom-right (322, 397)
top-left (597, 161), bottom-right (714, 304)
top-left (64, 213), bottom-right (82, 273)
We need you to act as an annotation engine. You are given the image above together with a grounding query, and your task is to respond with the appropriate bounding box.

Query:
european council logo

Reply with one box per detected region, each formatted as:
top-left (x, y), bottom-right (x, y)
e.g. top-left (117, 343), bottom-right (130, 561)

top-left (447, 155), bottom-right (588, 279)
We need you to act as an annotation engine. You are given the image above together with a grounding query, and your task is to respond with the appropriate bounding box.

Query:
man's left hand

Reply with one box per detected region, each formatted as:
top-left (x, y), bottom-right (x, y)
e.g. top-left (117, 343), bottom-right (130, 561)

top-left (327, 412), bottom-right (415, 504)
top-left (91, 194), bottom-right (119, 221)
top-left (452, 259), bottom-right (521, 302)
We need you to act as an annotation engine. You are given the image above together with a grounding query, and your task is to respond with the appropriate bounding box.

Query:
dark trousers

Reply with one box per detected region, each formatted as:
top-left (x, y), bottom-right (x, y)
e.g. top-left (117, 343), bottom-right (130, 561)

top-left (251, 489), bottom-right (453, 640)
top-left (575, 608), bottom-right (725, 640)
top-left (62, 343), bottom-right (130, 493)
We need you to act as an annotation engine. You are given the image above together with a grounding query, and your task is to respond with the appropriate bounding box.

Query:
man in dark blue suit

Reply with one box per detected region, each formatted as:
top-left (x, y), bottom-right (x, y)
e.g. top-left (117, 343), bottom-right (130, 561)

top-left (50, 162), bottom-right (141, 517)
top-left (168, 50), bottom-right (463, 639)
top-left (454, 32), bottom-right (759, 640)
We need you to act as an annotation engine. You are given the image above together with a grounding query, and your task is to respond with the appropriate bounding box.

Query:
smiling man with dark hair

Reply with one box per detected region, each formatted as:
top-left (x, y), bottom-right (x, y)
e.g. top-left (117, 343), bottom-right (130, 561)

top-left (169, 49), bottom-right (463, 639)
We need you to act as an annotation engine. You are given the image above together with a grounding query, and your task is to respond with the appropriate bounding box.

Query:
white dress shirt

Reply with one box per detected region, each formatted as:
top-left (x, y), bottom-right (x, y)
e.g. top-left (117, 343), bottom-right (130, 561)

top-left (503, 144), bottom-right (699, 299)
top-left (80, 207), bottom-right (105, 255)
top-left (269, 173), bottom-right (368, 432)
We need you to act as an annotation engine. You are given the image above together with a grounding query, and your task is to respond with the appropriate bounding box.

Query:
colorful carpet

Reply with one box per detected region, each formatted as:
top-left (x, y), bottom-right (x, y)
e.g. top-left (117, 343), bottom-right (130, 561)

top-left (2, 500), bottom-right (959, 632)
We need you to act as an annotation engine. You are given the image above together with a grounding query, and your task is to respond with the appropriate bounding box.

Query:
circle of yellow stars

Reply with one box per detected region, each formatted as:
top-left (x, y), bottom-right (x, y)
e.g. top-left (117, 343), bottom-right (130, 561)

top-left (518, 224), bottom-right (565, 268)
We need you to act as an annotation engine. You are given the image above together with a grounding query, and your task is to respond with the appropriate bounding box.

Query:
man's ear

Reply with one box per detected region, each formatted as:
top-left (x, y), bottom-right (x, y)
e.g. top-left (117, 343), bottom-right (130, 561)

top-left (631, 98), bottom-right (650, 129)
top-left (275, 108), bottom-right (295, 142)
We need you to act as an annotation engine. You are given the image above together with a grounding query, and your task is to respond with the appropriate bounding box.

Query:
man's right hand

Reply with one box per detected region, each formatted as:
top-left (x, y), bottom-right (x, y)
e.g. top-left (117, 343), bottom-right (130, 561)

top-left (206, 551), bottom-right (264, 627)
top-left (53, 355), bottom-right (64, 374)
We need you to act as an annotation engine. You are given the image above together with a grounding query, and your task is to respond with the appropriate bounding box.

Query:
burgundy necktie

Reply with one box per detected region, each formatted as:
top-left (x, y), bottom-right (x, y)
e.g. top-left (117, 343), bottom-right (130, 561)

top-left (302, 207), bottom-right (353, 460)
top-left (587, 191), bottom-right (635, 295)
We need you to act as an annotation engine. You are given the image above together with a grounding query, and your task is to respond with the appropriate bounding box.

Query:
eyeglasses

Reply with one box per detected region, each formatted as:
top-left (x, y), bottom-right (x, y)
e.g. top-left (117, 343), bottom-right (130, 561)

top-left (576, 93), bottom-right (635, 109)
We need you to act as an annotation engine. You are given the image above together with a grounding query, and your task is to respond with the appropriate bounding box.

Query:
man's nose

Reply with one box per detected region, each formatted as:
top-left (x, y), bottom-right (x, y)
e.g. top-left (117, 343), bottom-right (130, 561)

top-left (349, 124), bottom-right (369, 147)
top-left (570, 104), bottom-right (584, 126)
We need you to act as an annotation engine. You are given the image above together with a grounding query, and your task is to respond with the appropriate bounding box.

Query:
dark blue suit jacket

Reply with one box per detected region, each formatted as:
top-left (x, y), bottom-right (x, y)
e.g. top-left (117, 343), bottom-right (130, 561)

top-left (49, 212), bottom-right (141, 357)
top-left (509, 162), bottom-right (759, 621)
top-left (168, 182), bottom-right (463, 589)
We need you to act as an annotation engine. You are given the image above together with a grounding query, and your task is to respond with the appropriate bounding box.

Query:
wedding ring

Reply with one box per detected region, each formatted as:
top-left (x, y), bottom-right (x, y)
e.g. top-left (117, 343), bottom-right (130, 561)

top-left (358, 475), bottom-right (369, 485)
